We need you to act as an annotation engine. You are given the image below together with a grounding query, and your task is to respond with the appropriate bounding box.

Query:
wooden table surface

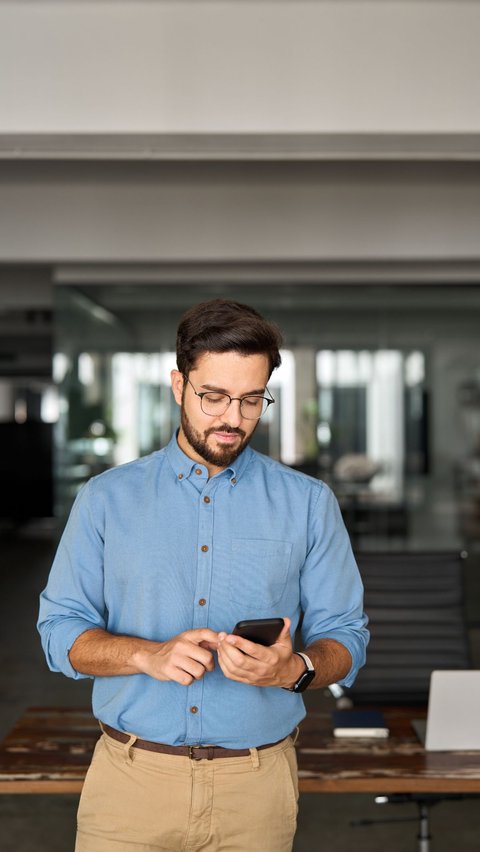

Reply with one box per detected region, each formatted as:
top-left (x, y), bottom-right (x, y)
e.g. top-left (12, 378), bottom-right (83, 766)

top-left (297, 706), bottom-right (480, 793)
top-left (1, 706), bottom-right (480, 794)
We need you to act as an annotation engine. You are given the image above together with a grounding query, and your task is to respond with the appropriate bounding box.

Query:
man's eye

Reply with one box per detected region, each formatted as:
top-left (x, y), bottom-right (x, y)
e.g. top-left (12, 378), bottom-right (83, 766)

top-left (243, 397), bottom-right (262, 408)
top-left (205, 394), bottom-right (227, 404)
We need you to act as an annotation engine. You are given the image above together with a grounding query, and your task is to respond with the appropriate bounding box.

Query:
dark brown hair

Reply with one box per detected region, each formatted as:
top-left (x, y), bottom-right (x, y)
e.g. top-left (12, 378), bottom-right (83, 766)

top-left (176, 298), bottom-right (282, 378)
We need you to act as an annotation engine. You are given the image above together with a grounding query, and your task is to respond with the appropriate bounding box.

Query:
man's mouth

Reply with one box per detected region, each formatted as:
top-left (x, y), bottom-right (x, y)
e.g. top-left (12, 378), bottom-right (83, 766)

top-left (211, 431), bottom-right (241, 444)
top-left (206, 426), bottom-right (245, 446)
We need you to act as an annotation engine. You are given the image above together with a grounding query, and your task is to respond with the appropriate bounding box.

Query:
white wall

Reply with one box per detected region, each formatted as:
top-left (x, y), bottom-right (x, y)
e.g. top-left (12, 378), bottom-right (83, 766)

top-left (1, 161), bottom-right (479, 263)
top-left (0, 0), bottom-right (479, 134)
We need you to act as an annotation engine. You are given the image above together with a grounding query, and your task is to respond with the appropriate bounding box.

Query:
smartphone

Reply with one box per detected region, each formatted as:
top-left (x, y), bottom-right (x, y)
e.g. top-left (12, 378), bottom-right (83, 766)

top-left (232, 617), bottom-right (285, 646)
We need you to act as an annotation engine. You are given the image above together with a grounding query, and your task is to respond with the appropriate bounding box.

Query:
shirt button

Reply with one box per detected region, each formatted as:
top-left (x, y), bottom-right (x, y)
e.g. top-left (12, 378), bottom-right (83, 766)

top-left (201, 545), bottom-right (209, 552)
top-left (198, 598), bottom-right (207, 606)
top-left (190, 706), bottom-right (198, 714)
top-left (203, 496), bottom-right (211, 504)
top-left (231, 477), bottom-right (237, 485)
top-left (195, 468), bottom-right (202, 476)
top-left (178, 473), bottom-right (184, 480)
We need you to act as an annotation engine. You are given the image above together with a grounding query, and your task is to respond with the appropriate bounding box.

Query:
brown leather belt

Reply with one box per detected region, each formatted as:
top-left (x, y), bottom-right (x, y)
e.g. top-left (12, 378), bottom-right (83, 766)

top-left (101, 723), bottom-right (283, 760)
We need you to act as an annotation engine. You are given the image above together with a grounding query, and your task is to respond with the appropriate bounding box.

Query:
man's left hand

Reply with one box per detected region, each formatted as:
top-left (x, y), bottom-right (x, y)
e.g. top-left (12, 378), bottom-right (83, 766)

top-left (216, 617), bottom-right (304, 688)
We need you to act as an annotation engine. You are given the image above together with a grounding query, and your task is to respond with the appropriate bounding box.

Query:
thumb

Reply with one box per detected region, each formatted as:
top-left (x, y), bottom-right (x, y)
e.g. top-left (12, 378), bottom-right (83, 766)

top-left (277, 617), bottom-right (292, 646)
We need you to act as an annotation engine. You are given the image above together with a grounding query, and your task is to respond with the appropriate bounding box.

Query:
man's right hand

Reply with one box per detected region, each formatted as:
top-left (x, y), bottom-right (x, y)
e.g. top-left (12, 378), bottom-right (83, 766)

top-left (133, 628), bottom-right (220, 685)
top-left (69, 627), bottom-right (220, 685)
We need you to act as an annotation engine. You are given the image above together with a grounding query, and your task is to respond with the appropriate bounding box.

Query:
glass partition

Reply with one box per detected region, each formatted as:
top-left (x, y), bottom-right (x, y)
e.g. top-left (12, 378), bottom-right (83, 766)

top-left (54, 282), bottom-right (480, 562)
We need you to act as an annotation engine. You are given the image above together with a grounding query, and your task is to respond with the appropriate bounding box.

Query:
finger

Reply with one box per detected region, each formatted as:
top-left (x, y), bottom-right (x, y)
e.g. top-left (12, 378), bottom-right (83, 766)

top-left (185, 659), bottom-right (210, 680)
top-left (218, 651), bottom-right (270, 685)
top-left (172, 668), bottom-right (195, 686)
top-left (222, 634), bottom-right (270, 660)
top-left (216, 651), bottom-right (252, 683)
top-left (162, 645), bottom-right (213, 679)
top-left (171, 654), bottom-right (209, 681)
top-left (203, 655), bottom-right (215, 672)
top-left (185, 628), bottom-right (220, 645)
top-left (217, 644), bottom-right (268, 683)
top-left (199, 639), bottom-right (221, 652)
top-left (184, 641), bottom-right (215, 671)
top-left (218, 640), bottom-right (253, 669)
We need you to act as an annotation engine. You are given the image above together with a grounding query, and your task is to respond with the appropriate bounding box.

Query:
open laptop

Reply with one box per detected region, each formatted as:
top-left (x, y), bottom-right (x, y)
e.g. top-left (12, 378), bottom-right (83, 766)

top-left (412, 670), bottom-right (480, 751)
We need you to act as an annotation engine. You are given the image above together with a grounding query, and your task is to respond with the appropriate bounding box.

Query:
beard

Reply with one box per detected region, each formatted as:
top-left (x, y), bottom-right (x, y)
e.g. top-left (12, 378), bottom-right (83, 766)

top-left (180, 405), bottom-right (256, 468)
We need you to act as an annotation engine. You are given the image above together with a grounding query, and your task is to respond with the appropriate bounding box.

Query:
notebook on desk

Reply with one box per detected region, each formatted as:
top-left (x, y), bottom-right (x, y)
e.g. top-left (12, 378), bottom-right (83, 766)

top-left (412, 670), bottom-right (480, 751)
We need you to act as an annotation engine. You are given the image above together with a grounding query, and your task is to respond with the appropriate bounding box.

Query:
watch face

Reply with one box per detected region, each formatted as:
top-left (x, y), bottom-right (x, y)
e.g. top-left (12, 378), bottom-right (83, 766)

top-left (293, 669), bottom-right (315, 693)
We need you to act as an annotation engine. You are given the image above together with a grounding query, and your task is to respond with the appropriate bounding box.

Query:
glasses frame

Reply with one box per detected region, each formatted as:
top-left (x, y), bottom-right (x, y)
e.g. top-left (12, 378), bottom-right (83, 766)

top-left (184, 376), bottom-right (275, 421)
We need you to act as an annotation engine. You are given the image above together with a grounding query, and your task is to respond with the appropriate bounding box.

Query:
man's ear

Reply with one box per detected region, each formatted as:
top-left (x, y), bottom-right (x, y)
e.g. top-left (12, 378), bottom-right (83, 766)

top-left (171, 370), bottom-right (184, 406)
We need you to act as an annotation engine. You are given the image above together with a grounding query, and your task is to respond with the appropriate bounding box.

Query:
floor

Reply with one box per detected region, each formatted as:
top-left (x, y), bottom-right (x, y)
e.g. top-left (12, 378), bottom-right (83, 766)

top-left (1, 524), bottom-right (480, 852)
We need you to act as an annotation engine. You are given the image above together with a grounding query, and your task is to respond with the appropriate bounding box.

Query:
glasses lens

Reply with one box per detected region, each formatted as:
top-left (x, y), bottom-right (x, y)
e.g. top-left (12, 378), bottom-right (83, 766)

top-left (199, 391), bottom-right (271, 419)
top-left (201, 393), bottom-right (230, 416)
top-left (240, 396), bottom-right (269, 419)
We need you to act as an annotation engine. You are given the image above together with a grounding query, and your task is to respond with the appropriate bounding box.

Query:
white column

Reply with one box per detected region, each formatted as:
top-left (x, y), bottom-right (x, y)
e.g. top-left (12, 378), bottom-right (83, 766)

top-left (367, 351), bottom-right (404, 495)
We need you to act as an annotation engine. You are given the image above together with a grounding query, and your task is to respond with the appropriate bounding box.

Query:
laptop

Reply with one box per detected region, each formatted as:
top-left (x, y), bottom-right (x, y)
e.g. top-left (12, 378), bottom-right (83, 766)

top-left (412, 670), bottom-right (480, 751)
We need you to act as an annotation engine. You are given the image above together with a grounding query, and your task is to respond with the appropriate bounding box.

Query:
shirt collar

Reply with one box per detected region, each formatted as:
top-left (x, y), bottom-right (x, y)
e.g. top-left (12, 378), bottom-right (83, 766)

top-left (165, 430), bottom-right (253, 486)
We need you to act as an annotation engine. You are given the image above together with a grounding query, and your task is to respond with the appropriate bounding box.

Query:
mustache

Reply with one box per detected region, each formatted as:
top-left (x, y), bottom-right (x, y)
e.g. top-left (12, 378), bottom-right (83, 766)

top-left (205, 425), bottom-right (246, 439)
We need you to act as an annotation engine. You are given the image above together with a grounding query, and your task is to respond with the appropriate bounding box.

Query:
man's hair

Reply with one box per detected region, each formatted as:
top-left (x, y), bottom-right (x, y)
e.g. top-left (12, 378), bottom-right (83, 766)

top-left (176, 298), bottom-right (282, 378)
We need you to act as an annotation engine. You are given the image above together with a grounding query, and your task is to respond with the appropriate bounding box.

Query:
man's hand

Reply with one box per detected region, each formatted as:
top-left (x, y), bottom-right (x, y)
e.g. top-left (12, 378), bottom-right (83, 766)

top-left (69, 627), bottom-right (220, 686)
top-left (216, 617), bottom-right (304, 688)
top-left (133, 628), bottom-right (220, 685)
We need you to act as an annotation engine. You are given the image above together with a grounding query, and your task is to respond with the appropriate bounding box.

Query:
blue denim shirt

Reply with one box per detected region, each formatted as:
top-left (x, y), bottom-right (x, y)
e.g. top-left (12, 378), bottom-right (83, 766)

top-left (38, 433), bottom-right (368, 748)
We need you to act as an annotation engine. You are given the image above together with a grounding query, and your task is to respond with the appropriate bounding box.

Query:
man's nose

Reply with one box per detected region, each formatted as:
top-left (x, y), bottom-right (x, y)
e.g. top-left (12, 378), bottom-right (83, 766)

top-left (222, 398), bottom-right (243, 428)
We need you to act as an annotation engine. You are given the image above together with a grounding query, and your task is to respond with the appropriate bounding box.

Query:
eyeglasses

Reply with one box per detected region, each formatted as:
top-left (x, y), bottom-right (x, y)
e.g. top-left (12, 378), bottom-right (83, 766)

top-left (184, 377), bottom-right (275, 420)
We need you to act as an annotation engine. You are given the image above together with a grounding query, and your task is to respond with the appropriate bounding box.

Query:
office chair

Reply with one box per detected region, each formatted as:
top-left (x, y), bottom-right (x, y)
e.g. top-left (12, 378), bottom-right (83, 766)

top-left (339, 550), bottom-right (472, 852)
top-left (348, 550), bottom-right (471, 704)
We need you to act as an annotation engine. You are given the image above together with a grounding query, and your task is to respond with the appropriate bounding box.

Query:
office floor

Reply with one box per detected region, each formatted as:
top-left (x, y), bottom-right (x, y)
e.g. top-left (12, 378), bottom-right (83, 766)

top-left (1, 525), bottom-right (480, 852)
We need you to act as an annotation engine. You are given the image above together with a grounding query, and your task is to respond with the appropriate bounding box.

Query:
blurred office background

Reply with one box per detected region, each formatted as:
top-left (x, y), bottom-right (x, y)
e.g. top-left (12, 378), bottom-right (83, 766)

top-left (1, 1), bottom-right (480, 849)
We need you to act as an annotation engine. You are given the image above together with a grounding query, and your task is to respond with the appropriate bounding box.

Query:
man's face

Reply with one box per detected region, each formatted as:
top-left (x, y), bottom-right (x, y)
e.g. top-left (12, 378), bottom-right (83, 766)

top-left (171, 351), bottom-right (270, 474)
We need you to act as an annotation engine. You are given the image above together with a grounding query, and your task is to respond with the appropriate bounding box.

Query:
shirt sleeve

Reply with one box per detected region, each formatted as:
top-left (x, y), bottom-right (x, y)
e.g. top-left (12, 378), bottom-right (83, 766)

top-left (300, 483), bottom-right (369, 687)
top-left (37, 480), bottom-right (107, 679)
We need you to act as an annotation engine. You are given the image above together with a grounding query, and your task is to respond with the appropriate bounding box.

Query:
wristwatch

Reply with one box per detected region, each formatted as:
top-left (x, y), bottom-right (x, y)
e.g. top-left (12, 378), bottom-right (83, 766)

top-left (285, 652), bottom-right (316, 693)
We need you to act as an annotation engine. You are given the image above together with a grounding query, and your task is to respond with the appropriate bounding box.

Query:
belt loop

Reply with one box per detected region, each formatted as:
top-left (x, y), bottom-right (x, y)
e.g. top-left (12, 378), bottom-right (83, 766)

top-left (249, 747), bottom-right (260, 770)
top-left (100, 722), bottom-right (138, 765)
top-left (291, 726), bottom-right (300, 745)
top-left (123, 733), bottom-right (138, 766)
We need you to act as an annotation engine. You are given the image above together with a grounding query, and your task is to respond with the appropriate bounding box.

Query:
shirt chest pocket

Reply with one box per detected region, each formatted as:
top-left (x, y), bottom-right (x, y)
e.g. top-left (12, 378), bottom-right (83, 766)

top-left (229, 538), bottom-right (293, 609)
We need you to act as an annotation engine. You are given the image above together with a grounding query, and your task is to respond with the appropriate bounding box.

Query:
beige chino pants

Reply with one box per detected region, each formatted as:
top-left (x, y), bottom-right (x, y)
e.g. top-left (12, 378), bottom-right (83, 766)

top-left (75, 730), bottom-right (299, 852)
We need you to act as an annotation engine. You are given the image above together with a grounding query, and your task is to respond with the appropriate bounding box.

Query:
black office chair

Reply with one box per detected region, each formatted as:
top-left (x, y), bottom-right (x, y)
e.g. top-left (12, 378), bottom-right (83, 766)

top-left (339, 550), bottom-right (472, 852)
top-left (349, 550), bottom-right (471, 705)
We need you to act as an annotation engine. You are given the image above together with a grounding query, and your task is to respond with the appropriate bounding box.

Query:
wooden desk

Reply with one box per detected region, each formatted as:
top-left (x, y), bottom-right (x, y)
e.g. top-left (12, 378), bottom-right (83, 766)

top-left (1, 706), bottom-right (480, 795)
top-left (297, 707), bottom-right (480, 794)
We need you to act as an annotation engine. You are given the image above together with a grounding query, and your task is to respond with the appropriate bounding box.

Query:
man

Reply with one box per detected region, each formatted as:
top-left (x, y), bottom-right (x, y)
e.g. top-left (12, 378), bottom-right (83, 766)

top-left (38, 298), bottom-right (368, 852)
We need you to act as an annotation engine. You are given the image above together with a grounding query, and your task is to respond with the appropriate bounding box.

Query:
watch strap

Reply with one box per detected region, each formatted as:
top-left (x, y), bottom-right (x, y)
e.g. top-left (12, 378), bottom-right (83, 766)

top-left (294, 651), bottom-right (315, 672)
top-left (282, 651), bottom-right (316, 692)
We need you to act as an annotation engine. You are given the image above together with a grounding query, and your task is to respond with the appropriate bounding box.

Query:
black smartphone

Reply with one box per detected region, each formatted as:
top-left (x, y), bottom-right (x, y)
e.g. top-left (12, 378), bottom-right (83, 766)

top-left (232, 617), bottom-right (285, 646)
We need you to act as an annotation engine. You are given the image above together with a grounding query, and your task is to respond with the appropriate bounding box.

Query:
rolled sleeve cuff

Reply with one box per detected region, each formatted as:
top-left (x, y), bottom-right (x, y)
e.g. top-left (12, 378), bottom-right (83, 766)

top-left (42, 618), bottom-right (100, 680)
top-left (306, 627), bottom-right (369, 688)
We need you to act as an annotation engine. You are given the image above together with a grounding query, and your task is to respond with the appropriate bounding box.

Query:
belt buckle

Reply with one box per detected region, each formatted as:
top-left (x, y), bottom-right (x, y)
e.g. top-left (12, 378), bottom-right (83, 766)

top-left (188, 745), bottom-right (214, 761)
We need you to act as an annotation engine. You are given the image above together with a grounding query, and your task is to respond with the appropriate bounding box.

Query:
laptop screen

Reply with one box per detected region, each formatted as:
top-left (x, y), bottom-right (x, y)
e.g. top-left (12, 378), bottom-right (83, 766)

top-left (424, 670), bottom-right (480, 751)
